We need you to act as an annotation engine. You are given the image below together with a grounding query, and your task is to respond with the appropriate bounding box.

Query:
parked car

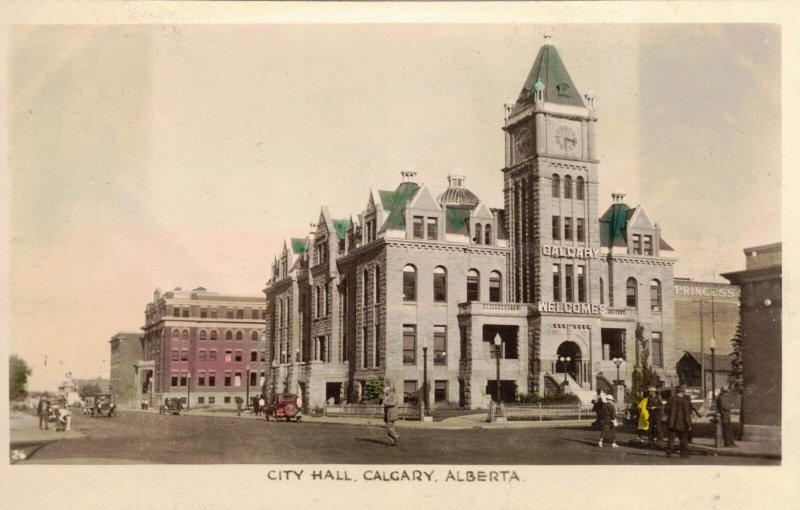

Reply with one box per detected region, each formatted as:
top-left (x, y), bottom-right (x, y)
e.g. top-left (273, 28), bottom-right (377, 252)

top-left (658, 387), bottom-right (706, 416)
top-left (265, 393), bottom-right (302, 422)
top-left (91, 394), bottom-right (117, 418)
top-left (160, 397), bottom-right (184, 416)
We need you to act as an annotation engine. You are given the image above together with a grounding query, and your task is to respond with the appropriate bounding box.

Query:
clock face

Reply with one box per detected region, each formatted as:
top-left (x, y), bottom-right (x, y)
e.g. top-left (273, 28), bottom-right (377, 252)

top-left (555, 124), bottom-right (578, 153)
top-left (515, 127), bottom-right (532, 159)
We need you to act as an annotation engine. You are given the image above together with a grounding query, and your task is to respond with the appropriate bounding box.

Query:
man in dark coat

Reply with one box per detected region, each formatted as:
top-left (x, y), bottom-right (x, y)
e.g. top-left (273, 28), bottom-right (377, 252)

top-left (597, 395), bottom-right (619, 448)
top-left (381, 383), bottom-right (400, 447)
top-left (665, 385), bottom-right (693, 458)
top-left (37, 395), bottom-right (50, 430)
top-left (716, 387), bottom-right (736, 447)
top-left (647, 387), bottom-right (663, 448)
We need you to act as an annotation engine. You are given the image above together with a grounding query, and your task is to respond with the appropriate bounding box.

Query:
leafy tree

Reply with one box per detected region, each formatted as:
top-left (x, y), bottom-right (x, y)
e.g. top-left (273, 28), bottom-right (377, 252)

top-left (9, 354), bottom-right (32, 400)
top-left (630, 324), bottom-right (660, 403)
top-left (79, 382), bottom-right (102, 399)
top-left (728, 322), bottom-right (744, 392)
top-left (363, 377), bottom-right (384, 403)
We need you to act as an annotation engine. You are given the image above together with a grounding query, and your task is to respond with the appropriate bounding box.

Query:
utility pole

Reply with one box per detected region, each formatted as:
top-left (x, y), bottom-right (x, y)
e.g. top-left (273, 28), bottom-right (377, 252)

top-left (699, 300), bottom-right (705, 399)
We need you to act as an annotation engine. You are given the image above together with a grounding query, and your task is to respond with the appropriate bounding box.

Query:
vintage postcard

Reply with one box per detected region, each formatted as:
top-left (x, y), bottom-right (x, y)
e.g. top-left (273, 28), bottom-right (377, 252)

top-left (2, 3), bottom-right (797, 509)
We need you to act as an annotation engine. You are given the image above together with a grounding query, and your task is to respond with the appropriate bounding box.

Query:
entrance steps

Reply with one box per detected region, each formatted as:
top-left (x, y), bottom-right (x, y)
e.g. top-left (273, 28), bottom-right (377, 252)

top-left (562, 374), bottom-right (598, 405)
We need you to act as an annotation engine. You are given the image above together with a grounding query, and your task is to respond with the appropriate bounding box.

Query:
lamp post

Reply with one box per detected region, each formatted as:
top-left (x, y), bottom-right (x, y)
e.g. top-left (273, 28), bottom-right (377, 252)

top-left (186, 372), bottom-right (191, 411)
top-left (493, 334), bottom-right (503, 404)
top-left (612, 357), bottom-right (623, 384)
top-left (245, 364), bottom-right (251, 410)
top-left (710, 337), bottom-right (716, 402)
top-left (422, 346), bottom-right (429, 416)
top-left (558, 356), bottom-right (572, 387)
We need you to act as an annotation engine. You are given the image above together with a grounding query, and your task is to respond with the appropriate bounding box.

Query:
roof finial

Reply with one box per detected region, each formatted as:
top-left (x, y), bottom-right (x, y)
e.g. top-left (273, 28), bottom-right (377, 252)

top-left (612, 191), bottom-right (626, 204)
top-left (543, 32), bottom-right (552, 45)
top-left (401, 170), bottom-right (417, 183)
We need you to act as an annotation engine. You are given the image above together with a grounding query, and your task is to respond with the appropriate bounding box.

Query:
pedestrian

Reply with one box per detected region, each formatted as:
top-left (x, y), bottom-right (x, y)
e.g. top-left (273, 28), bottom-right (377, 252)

top-left (381, 382), bottom-right (400, 447)
top-left (258, 395), bottom-right (266, 417)
top-left (591, 396), bottom-right (603, 431)
top-left (716, 387), bottom-right (737, 447)
top-left (37, 395), bottom-right (50, 430)
top-left (235, 396), bottom-right (243, 416)
top-left (664, 385), bottom-right (693, 458)
top-left (598, 394), bottom-right (619, 448)
top-left (636, 393), bottom-right (650, 443)
top-left (683, 392), bottom-right (701, 443)
top-left (646, 387), bottom-right (663, 448)
top-left (254, 397), bottom-right (261, 416)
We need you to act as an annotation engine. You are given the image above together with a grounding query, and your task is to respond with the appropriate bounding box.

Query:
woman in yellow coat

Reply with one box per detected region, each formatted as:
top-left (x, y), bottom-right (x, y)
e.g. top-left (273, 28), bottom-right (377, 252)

top-left (637, 395), bottom-right (650, 442)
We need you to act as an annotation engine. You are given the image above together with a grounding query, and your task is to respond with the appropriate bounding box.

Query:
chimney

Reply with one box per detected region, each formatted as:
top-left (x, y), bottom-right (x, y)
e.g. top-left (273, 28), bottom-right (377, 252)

top-left (401, 171), bottom-right (417, 183)
top-left (611, 191), bottom-right (626, 204)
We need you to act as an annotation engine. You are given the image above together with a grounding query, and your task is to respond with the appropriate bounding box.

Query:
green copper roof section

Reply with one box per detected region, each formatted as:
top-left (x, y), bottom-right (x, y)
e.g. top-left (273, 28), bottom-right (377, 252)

top-left (332, 219), bottom-right (351, 240)
top-left (599, 203), bottom-right (631, 248)
top-left (445, 207), bottom-right (471, 235)
top-left (516, 44), bottom-right (585, 108)
top-left (379, 182), bottom-right (420, 231)
top-left (290, 237), bottom-right (308, 254)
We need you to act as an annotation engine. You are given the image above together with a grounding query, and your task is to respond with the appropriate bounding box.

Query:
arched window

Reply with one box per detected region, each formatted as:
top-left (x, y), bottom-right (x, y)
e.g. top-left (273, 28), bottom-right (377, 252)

top-left (225, 330), bottom-right (233, 341)
top-left (467, 269), bottom-right (480, 302)
top-left (474, 224), bottom-right (483, 244)
top-left (650, 279), bottom-right (662, 312)
top-left (172, 329), bottom-right (180, 339)
top-left (181, 329), bottom-right (189, 340)
top-left (236, 330), bottom-right (243, 341)
top-left (199, 330), bottom-right (207, 341)
top-left (374, 266), bottom-right (381, 302)
top-left (433, 266), bottom-right (447, 303)
top-left (210, 330), bottom-right (218, 341)
top-left (599, 277), bottom-right (605, 305)
top-left (564, 175), bottom-right (572, 199)
top-left (403, 265), bottom-right (417, 302)
top-left (362, 269), bottom-right (369, 305)
top-left (626, 277), bottom-right (638, 308)
top-left (251, 331), bottom-right (258, 342)
top-left (552, 174), bottom-right (560, 197)
top-left (484, 224), bottom-right (492, 245)
top-left (489, 271), bottom-right (502, 302)
top-left (576, 176), bottom-right (585, 200)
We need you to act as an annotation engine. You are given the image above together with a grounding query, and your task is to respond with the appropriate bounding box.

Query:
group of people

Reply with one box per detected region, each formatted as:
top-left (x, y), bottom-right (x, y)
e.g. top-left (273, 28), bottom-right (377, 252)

top-left (592, 393), bottom-right (619, 448)
top-left (36, 394), bottom-right (72, 432)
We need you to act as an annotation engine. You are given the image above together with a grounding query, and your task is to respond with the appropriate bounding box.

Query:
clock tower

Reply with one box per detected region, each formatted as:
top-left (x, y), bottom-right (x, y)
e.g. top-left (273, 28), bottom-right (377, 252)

top-left (502, 35), bottom-right (600, 305)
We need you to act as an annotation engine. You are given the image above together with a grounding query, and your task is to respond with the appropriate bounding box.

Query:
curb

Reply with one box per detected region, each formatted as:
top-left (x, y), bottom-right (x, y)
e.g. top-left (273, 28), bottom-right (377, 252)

top-left (688, 444), bottom-right (781, 460)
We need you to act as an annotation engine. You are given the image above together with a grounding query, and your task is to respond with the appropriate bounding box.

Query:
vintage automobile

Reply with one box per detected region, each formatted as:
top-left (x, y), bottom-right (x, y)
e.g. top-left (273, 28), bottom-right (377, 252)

top-left (91, 394), bottom-right (117, 418)
top-left (159, 397), bottom-right (184, 416)
top-left (265, 393), bottom-right (302, 422)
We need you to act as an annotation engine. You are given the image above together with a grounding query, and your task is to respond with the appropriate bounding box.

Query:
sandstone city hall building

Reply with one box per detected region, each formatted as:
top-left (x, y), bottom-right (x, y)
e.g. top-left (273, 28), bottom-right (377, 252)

top-left (264, 36), bottom-right (679, 410)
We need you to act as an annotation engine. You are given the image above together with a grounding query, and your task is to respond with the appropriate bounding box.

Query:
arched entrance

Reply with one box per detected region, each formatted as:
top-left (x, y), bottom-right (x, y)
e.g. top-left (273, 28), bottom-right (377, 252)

top-left (556, 341), bottom-right (583, 383)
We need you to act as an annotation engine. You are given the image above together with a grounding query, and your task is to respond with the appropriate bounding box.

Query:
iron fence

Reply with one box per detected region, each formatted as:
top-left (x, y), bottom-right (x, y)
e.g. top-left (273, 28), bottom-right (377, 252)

top-left (501, 403), bottom-right (596, 421)
top-left (323, 402), bottom-right (421, 420)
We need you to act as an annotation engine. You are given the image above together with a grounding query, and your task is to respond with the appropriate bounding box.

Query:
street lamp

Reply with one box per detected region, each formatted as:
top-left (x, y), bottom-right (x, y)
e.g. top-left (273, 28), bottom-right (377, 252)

top-left (612, 357), bottom-right (623, 384)
top-left (245, 364), bottom-right (251, 410)
top-left (710, 336), bottom-right (716, 402)
top-left (422, 346), bottom-right (429, 416)
top-left (494, 334), bottom-right (503, 404)
top-left (186, 371), bottom-right (191, 411)
top-left (558, 356), bottom-right (572, 387)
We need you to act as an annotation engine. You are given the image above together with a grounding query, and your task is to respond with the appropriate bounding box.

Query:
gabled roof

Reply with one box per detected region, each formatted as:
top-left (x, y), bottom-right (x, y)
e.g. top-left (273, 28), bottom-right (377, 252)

top-left (680, 351), bottom-right (733, 372)
top-left (290, 238), bottom-right (308, 254)
top-left (516, 43), bottom-right (585, 108)
top-left (333, 219), bottom-right (350, 240)
top-left (445, 207), bottom-right (471, 235)
top-left (599, 203), bottom-right (631, 248)
top-left (378, 182), bottom-right (420, 231)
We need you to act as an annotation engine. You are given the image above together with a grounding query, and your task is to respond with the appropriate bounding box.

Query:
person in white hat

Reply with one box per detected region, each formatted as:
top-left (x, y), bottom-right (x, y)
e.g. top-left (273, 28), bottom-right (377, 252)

top-left (598, 394), bottom-right (619, 448)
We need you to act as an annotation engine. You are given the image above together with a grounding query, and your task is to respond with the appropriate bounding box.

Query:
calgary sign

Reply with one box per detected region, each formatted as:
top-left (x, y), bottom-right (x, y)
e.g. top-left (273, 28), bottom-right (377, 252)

top-left (542, 246), bottom-right (601, 259)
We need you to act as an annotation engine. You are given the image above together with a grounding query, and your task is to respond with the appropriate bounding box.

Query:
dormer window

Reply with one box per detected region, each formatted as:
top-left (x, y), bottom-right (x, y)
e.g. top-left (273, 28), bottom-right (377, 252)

top-left (643, 235), bottom-right (653, 256)
top-left (556, 83), bottom-right (570, 97)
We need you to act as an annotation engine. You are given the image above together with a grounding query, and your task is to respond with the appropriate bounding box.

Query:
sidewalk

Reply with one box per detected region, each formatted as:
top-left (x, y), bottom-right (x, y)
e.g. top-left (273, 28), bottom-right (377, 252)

top-left (10, 410), bottom-right (85, 446)
top-left (688, 437), bottom-right (781, 459)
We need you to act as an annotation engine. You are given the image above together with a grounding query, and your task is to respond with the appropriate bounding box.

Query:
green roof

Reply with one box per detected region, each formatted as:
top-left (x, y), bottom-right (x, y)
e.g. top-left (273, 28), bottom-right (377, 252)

top-left (333, 219), bottom-right (351, 240)
top-left (445, 207), bottom-right (471, 235)
top-left (599, 203), bottom-right (631, 248)
top-left (516, 44), bottom-right (585, 108)
top-left (290, 238), bottom-right (308, 254)
top-left (379, 182), bottom-right (419, 231)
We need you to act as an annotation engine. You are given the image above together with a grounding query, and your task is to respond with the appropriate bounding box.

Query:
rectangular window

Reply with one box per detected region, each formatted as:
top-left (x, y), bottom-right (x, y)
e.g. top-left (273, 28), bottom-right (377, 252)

top-left (412, 216), bottom-right (424, 239)
top-left (199, 350), bottom-right (206, 361)
top-left (224, 373), bottom-right (232, 387)
top-left (249, 371), bottom-right (257, 386)
top-left (225, 350), bottom-right (232, 362)
top-left (171, 374), bottom-right (178, 387)
top-left (179, 373), bottom-right (187, 387)
top-left (208, 373), bottom-right (216, 387)
top-left (173, 308), bottom-right (180, 317)
top-left (577, 218), bottom-right (585, 242)
top-left (235, 350), bottom-right (243, 362)
top-left (224, 396), bottom-right (231, 404)
top-left (652, 332), bottom-right (663, 368)
top-left (197, 396), bottom-right (205, 404)
top-left (200, 308), bottom-right (208, 318)
top-left (632, 234), bottom-right (642, 255)
top-left (362, 327), bottom-right (369, 368)
top-left (403, 325), bottom-right (416, 365)
top-left (552, 216), bottom-right (560, 240)
top-left (180, 349), bottom-right (188, 361)
top-left (210, 308), bottom-right (218, 319)
top-left (208, 396), bottom-right (216, 404)
top-left (182, 308), bottom-right (189, 318)
top-left (252, 309), bottom-right (259, 319)
top-left (644, 235), bottom-right (653, 256)
top-left (434, 326), bottom-right (447, 365)
top-left (577, 265), bottom-right (586, 303)
top-left (564, 217), bottom-right (573, 241)
top-left (426, 217), bottom-right (438, 240)
top-left (434, 380), bottom-right (448, 403)
top-left (374, 323), bottom-right (380, 367)
top-left (171, 349), bottom-right (179, 362)
top-left (226, 309), bottom-right (234, 319)
top-left (209, 350), bottom-right (217, 361)
top-left (326, 283), bottom-right (332, 315)
top-left (403, 380), bottom-right (418, 404)
top-left (565, 265), bottom-right (574, 302)
top-left (552, 264), bottom-right (561, 301)
top-left (236, 309), bottom-right (244, 319)
top-left (250, 350), bottom-right (258, 362)
top-left (234, 372), bottom-right (242, 387)
top-left (198, 373), bottom-right (206, 387)
top-left (260, 351), bottom-right (266, 362)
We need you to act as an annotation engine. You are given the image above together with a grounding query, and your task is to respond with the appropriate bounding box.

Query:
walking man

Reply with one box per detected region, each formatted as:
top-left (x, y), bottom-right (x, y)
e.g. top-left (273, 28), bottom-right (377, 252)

top-left (598, 394), bottom-right (619, 448)
top-left (37, 395), bottom-right (50, 430)
top-left (665, 385), bottom-right (693, 458)
top-left (381, 382), bottom-right (400, 447)
top-left (646, 387), bottom-right (663, 448)
top-left (716, 387), bottom-right (737, 447)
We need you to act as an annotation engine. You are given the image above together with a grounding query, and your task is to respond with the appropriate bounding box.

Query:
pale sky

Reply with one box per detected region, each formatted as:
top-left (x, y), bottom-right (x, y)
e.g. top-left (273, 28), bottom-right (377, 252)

top-left (9, 24), bottom-right (780, 391)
